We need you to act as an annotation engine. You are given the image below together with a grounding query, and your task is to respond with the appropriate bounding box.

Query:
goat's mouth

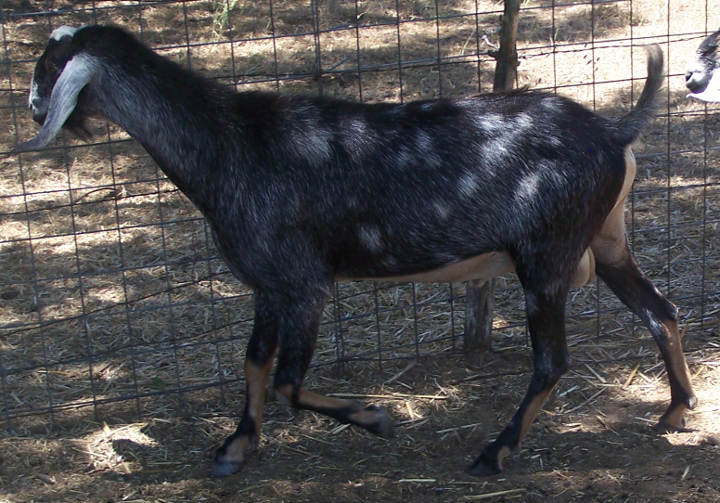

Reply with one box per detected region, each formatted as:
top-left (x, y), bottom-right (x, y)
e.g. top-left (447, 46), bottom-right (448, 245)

top-left (685, 72), bottom-right (709, 94)
top-left (65, 114), bottom-right (93, 141)
top-left (32, 111), bottom-right (47, 125)
top-left (31, 109), bottom-right (93, 141)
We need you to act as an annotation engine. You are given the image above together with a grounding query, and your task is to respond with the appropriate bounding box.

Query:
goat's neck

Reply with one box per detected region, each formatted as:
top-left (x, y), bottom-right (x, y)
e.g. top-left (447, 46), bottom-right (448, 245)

top-left (96, 68), bottom-right (230, 213)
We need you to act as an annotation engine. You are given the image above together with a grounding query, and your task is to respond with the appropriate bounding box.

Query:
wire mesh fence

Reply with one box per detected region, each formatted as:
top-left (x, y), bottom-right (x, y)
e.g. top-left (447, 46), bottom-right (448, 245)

top-left (1, 0), bottom-right (718, 434)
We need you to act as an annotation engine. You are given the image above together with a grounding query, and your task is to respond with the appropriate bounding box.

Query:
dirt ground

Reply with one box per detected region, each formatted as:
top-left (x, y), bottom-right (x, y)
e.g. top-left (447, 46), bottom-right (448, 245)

top-left (1, 1), bottom-right (719, 502)
top-left (2, 340), bottom-right (720, 503)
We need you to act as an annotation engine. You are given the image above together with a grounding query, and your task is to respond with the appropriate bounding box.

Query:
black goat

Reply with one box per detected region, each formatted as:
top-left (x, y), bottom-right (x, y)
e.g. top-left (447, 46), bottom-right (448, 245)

top-left (686, 29), bottom-right (720, 102)
top-left (15, 25), bottom-right (696, 477)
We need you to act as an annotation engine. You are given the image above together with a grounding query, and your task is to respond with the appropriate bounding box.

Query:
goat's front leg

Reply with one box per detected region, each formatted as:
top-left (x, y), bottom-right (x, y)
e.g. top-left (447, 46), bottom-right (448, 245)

top-left (212, 292), bottom-right (278, 477)
top-left (272, 295), bottom-right (393, 438)
top-left (468, 283), bottom-right (569, 476)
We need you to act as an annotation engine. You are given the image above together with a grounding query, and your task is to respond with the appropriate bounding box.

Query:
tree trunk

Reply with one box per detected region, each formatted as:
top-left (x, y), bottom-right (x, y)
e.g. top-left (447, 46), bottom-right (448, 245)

top-left (464, 0), bottom-right (520, 353)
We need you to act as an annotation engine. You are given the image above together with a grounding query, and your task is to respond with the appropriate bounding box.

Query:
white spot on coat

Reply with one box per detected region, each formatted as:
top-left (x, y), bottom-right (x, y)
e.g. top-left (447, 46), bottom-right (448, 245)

top-left (433, 201), bottom-right (450, 221)
top-left (395, 147), bottom-right (414, 169)
top-left (479, 137), bottom-right (510, 167)
top-left (458, 172), bottom-right (479, 197)
top-left (415, 130), bottom-right (432, 153)
top-left (515, 112), bottom-right (532, 129)
top-left (358, 224), bottom-right (383, 253)
top-left (473, 113), bottom-right (504, 133)
top-left (515, 172), bottom-right (541, 206)
top-left (343, 119), bottom-right (374, 161)
top-left (292, 127), bottom-right (333, 164)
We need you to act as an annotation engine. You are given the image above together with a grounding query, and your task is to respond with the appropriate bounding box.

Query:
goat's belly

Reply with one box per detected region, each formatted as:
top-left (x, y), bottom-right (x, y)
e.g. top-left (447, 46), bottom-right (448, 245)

top-left (340, 251), bottom-right (513, 283)
top-left (384, 251), bottom-right (514, 283)
top-left (343, 248), bottom-right (596, 287)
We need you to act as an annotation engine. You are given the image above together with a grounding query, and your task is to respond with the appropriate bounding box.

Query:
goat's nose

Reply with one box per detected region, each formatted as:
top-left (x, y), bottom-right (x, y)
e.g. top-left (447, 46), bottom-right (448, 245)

top-left (685, 71), bottom-right (705, 92)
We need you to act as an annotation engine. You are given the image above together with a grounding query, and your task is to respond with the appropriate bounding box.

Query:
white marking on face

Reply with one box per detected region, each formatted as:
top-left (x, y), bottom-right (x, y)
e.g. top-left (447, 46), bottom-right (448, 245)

top-left (358, 224), bottom-right (383, 253)
top-left (17, 53), bottom-right (99, 151)
top-left (685, 58), bottom-right (705, 80)
top-left (28, 79), bottom-right (39, 109)
top-left (50, 26), bottom-right (78, 41)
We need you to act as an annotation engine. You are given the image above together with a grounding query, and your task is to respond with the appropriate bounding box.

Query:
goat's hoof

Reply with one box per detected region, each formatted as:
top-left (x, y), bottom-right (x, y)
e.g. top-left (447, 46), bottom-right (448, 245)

top-left (363, 405), bottom-right (394, 438)
top-left (211, 457), bottom-right (242, 478)
top-left (657, 398), bottom-right (697, 433)
top-left (466, 454), bottom-right (502, 477)
top-left (656, 418), bottom-right (693, 434)
top-left (211, 430), bottom-right (258, 478)
top-left (465, 450), bottom-right (502, 477)
top-left (211, 436), bottom-right (255, 478)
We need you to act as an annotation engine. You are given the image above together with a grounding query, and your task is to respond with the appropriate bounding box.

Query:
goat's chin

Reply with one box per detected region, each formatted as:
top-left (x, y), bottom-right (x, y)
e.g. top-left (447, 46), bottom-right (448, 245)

top-left (66, 117), bottom-right (93, 141)
top-left (687, 88), bottom-right (720, 102)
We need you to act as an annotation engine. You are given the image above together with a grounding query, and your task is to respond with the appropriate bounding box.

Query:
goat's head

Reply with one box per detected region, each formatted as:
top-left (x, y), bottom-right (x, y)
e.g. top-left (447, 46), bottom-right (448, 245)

top-left (686, 29), bottom-right (720, 102)
top-left (16, 26), bottom-right (97, 152)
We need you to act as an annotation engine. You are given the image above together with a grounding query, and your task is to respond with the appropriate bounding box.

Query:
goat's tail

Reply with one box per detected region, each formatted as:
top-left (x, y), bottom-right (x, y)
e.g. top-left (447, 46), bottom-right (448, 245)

top-left (611, 44), bottom-right (664, 146)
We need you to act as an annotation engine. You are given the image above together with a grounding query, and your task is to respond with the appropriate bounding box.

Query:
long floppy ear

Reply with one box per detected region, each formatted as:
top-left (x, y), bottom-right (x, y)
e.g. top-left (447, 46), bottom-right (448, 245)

top-left (14, 53), bottom-right (98, 153)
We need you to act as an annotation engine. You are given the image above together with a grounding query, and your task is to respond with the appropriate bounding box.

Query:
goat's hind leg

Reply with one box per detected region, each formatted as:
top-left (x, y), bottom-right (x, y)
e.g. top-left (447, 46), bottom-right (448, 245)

top-left (212, 293), bottom-right (279, 477)
top-left (591, 147), bottom-right (695, 430)
top-left (594, 241), bottom-right (696, 430)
